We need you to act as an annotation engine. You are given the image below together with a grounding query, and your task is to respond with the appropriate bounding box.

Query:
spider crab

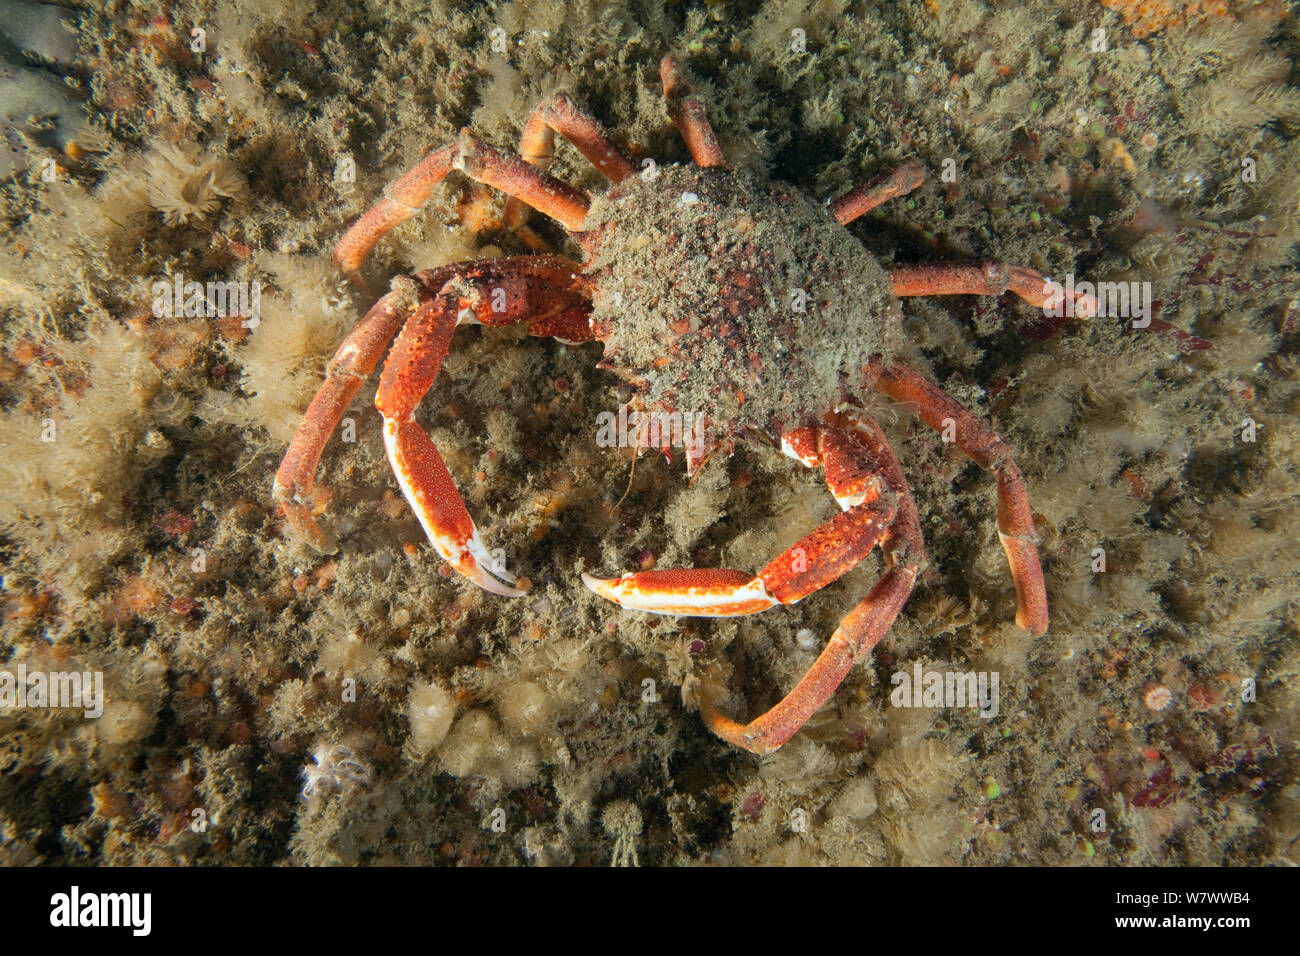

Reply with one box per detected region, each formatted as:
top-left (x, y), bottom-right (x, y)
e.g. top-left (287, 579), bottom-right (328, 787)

top-left (274, 57), bottom-right (1095, 755)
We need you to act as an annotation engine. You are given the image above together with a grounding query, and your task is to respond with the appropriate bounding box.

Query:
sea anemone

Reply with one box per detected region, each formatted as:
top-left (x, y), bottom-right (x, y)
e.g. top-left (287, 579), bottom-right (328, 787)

top-left (1142, 683), bottom-right (1174, 712)
top-left (144, 142), bottom-right (247, 225)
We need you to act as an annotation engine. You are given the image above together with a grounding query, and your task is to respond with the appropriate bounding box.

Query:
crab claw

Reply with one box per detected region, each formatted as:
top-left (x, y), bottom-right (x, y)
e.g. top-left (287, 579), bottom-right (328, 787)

top-left (581, 569), bottom-right (778, 617)
top-left (460, 529), bottom-right (526, 597)
top-left (383, 417), bottom-right (524, 598)
top-left (414, 511), bottom-right (524, 598)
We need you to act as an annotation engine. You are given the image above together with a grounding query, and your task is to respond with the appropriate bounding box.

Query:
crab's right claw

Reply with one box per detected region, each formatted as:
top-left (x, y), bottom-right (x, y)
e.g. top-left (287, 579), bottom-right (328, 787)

top-left (383, 417), bottom-right (524, 598)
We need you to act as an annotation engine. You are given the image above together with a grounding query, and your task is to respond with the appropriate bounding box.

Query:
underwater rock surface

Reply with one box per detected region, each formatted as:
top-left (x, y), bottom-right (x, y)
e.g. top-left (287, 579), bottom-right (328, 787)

top-left (0, 0), bottom-right (1296, 866)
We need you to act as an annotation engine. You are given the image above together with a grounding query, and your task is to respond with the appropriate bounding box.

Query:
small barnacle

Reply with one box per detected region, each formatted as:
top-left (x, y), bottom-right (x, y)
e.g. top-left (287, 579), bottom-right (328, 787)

top-left (301, 743), bottom-right (372, 799)
top-left (145, 142), bottom-right (248, 225)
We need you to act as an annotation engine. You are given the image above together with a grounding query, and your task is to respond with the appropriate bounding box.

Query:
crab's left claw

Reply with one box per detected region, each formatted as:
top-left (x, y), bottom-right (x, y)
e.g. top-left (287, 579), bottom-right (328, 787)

top-left (583, 479), bottom-right (897, 619)
top-left (585, 424), bottom-right (914, 756)
top-left (581, 569), bottom-right (778, 617)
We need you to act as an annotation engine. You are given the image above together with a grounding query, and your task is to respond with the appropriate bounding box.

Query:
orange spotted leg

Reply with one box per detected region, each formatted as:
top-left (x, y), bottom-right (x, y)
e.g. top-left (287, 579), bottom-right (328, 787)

top-left (829, 160), bottom-right (926, 225)
top-left (504, 91), bottom-right (638, 233)
top-left (705, 419), bottom-right (926, 754)
top-left (888, 261), bottom-right (1099, 319)
top-left (375, 256), bottom-right (592, 595)
top-left (867, 358), bottom-right (1048, 635)
top-left (583, 425), bottom-right (895, 614)
top-left (702, 556), bottom-right (921, 754)
top-left (335, 131), bottom-right (592, 287)
top-left (275, 270), bottom-right (448, 551)
top-left (660, 55), bottom-right (725, 168)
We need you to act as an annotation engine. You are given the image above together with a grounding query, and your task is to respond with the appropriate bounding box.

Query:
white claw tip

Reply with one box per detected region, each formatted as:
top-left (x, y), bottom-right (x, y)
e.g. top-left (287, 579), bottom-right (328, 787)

top-left (468, 567), bottom-right (525, 598)
top-left (581, 572), bottom-right (620, 604)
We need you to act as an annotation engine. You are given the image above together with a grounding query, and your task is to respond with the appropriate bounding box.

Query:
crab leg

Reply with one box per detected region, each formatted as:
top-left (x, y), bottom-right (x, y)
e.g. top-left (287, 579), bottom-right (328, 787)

top-left (583, 425), bottom-right (898, 615)
top-left (274, 274), bottom-right (433, 551)
top-left (829, 160), bottom-right (926, 225)
top-left (504, 91), bottom-right (638, 232)
top-left (374, 258), bottom-right (590, 593)
top-left (867, 358), bottom-right (1048, 635)
top-left (661, 55), bottom-right (725, 168)
top-left (517, 92), bottom-right (638, 180)
top-left (700, 414), bottom-right (926, 755)
top-left (335, 131), bottom-right (591, 284)
top-left (887, 261), bottom-right (1099, 318)
top-left (703, 561), bottom-right (920, 754)
top-left (829, 406), bottom-right (926, 558)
